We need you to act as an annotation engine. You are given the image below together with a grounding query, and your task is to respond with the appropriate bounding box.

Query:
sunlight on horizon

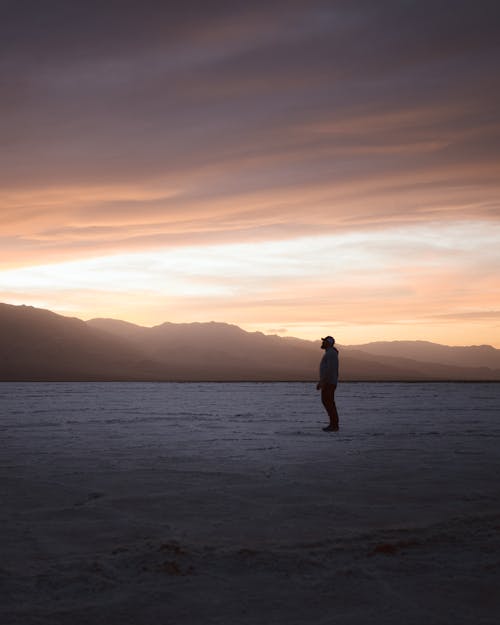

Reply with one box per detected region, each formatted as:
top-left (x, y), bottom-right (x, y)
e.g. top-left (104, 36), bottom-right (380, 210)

top-left (1, 222), bottom-right (499, 347)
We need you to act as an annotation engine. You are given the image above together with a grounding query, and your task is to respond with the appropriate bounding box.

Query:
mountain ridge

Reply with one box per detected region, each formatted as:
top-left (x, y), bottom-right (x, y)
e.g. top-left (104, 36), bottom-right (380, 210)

top-left (1, 303), bottom-right (499, 381)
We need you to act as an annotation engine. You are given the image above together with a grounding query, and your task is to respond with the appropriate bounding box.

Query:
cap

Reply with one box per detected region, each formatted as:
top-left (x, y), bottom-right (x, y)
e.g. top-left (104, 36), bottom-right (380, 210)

top-left (321, 336), bottom-right (335, 345)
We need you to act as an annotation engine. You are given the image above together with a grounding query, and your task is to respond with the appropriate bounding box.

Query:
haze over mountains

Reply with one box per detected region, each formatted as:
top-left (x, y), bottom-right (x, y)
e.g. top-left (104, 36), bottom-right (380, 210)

top-left (1, 303), bottom-right (500, 382)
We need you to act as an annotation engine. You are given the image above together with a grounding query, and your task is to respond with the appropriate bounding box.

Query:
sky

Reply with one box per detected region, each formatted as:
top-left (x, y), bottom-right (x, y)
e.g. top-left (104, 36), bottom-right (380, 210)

top-left (1, 0), bottom-right (500, 346)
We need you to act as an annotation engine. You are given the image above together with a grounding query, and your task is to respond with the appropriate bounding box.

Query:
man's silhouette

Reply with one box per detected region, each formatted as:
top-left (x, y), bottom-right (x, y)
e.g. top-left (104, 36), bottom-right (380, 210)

top-left (317, 336), bottom-right (340, 431)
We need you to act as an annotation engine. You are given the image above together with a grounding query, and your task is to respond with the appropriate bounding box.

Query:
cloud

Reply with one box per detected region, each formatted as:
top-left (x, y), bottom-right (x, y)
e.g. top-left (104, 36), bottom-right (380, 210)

top-left (2, 2), bottom-right (499, 190)
top-left (1, 1), bottom-right (499, 345)
top-left (427, 311), bottom-right (500, 321)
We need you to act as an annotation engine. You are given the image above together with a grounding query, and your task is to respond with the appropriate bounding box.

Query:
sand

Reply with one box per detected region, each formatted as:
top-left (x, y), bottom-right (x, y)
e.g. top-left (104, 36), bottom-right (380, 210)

top-left (1, 382), bottom-right (499, 624)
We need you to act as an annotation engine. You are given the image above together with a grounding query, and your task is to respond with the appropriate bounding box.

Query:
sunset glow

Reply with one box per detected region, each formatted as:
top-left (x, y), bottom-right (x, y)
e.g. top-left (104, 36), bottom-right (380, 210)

top-left (1, 2), bottom-right (499, 346)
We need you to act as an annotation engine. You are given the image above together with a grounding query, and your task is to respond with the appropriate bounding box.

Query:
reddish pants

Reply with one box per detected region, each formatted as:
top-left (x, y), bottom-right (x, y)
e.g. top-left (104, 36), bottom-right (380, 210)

top-left (321, 383), bottom-right (339, 426)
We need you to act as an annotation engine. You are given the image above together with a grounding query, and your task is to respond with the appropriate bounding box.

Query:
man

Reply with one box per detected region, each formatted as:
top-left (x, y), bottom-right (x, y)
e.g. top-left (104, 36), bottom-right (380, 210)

top-left (317, 336), bottom-right (340, 432)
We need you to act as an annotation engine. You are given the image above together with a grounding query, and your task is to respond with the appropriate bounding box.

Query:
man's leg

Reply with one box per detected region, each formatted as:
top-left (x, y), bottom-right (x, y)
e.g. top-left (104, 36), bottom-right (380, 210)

top-left (321, 384), bottom-right (339, 430)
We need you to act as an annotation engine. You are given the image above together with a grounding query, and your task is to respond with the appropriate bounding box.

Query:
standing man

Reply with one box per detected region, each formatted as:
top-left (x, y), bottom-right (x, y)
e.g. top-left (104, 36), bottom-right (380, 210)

top-left (317, 336), bottom-right (340, 432)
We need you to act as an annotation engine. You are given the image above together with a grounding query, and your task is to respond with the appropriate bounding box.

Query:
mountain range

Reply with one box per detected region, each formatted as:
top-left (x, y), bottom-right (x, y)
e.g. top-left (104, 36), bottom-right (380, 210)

top-left (1, 303), bottom-right (500, 381)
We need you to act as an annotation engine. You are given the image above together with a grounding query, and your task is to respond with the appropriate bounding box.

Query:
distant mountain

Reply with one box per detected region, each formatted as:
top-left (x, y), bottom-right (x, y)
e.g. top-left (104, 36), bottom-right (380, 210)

top-left (1, 303), bottom-right (500, 381)
top-left (0, 303), bottom-right (164, 381)
top-left (348, 340), bottom-right (500, 370)
top-left (87, 318), bottom-right (320, 380)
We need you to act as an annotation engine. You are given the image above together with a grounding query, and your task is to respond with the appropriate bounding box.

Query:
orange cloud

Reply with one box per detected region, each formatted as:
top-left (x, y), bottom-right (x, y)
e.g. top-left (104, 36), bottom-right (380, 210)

top-left (1, 2), bottom-right (499, 346)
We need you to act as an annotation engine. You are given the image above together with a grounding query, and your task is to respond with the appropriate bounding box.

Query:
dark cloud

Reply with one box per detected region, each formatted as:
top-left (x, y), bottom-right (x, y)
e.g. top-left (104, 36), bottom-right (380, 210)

top-left (1, 0), bottom-right (499, 231)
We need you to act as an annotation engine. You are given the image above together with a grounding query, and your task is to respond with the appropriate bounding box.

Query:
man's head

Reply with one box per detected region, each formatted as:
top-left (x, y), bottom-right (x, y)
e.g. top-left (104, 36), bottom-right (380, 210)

top-left (321, 336), bottom-right (335, 349)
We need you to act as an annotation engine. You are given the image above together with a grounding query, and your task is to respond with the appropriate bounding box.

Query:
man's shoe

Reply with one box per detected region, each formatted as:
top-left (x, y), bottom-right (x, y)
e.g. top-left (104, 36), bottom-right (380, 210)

top-left (322, 425), bottom-right (339, 432)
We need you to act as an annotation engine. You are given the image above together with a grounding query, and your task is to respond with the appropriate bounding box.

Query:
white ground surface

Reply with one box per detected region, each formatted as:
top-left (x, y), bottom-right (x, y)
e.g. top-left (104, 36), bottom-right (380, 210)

top-left (1, 382), bottom-right (499, 624)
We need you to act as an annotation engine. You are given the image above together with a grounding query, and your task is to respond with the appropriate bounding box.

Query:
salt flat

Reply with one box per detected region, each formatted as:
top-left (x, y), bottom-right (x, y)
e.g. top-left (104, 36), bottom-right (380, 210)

top-left (1, 382), bottom-right (499, 624)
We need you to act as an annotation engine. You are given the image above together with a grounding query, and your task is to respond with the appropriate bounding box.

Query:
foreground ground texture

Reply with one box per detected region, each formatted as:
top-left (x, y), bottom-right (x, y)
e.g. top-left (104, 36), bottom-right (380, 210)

top-left (1, 382), bottom-right (499, 624)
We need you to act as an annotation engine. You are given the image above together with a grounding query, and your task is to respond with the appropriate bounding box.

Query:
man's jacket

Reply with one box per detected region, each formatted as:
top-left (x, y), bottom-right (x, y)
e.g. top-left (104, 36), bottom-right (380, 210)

top-left (319, 347), bottom-right (339, 385)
